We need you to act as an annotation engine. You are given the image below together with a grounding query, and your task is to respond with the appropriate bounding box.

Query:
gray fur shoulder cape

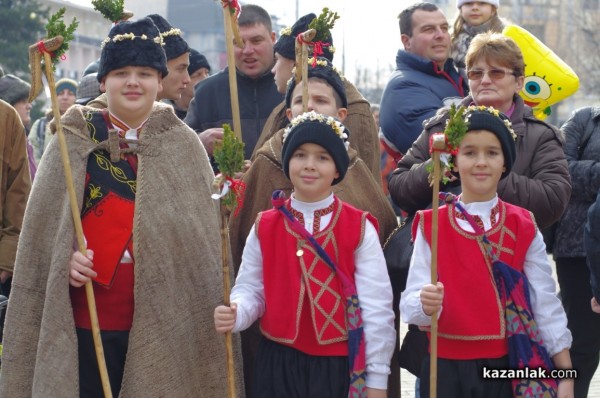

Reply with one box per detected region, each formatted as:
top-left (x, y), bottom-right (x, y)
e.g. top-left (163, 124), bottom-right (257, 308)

top-left (0, 102), bottom-right (244, 397)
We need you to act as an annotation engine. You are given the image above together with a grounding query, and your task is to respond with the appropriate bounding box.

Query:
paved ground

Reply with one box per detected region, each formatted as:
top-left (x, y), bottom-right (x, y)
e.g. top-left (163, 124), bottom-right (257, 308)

top-left (396, 257), bottom-right (600, 397)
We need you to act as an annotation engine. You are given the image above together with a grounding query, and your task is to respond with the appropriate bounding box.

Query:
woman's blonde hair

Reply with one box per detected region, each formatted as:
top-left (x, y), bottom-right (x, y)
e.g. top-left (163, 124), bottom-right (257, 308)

top-left (465, 31), bottom-right (525, 77)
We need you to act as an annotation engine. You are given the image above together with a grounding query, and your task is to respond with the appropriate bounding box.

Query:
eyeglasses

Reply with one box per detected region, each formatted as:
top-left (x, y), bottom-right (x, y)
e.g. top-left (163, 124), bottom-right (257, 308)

top-left (467, 68), bottom-right (516, 81)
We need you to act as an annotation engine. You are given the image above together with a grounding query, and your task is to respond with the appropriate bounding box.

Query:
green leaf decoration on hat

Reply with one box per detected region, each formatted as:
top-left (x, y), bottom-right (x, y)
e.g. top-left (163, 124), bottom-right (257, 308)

top-left (444, 104), bottom-right (468, 154)
top-left (43, 8), bottom-right (78, 71)
top-left (213, 124), bottom-right (246, 215)
top-left (425, 104), bottom-right (468, 185)
top-left (92, 0), bottom-right (132, 23)
top-left (308, 7), bottom-right (340, 43)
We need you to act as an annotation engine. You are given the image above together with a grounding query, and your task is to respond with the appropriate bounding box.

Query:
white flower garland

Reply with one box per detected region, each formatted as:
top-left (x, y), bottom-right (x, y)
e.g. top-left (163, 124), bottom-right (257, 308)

top-left (283, 111), bottom-right (349, 150)
top-left (101, 32), bottom-right (164, 49)
top-left (465, 105), bottom-right (517, 141)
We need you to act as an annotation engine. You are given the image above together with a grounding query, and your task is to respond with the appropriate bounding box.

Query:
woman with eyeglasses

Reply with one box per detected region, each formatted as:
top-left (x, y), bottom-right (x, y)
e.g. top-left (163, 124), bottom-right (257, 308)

top-left (388, 31), bottom-right (570, 230)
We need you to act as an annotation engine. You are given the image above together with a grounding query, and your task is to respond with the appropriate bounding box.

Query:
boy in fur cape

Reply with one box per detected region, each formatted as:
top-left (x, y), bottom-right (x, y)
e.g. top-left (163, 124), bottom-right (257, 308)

top-left (0, 17), bottom-right (243, 398)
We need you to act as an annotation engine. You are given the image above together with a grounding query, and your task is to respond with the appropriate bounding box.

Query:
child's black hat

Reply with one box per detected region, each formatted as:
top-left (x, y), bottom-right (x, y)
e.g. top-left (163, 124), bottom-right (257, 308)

top-left (97, 17), bottom-right (169, 82)
top-left (274, 13), bottom-right (334, 62)
top-left (465, 106), bottom-right (517, 178)
top-left (147, 14), bottom-right (190, 61)
top-left (282, 111), bottom-right (350, 185)
top-left (285, 57), bottom-right (347, 109)
top-left (188, 49), bottom-right (211, 75)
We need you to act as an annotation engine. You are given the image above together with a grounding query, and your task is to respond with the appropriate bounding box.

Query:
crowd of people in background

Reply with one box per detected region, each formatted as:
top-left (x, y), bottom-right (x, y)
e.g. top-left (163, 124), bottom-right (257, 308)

top-left (0, 1), bottom-right (598, 397)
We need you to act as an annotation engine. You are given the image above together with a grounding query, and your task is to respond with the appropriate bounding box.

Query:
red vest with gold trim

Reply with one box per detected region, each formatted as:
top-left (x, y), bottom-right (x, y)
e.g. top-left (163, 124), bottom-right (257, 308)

top-left (257, 198), bottom-right (377, 356)
top-left (413, 199), bottom-right (536, 360)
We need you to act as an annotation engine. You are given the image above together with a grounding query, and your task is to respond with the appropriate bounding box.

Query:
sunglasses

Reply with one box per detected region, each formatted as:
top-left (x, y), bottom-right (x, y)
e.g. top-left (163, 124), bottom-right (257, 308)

top-left (467, 68), bottom-right (516, 81)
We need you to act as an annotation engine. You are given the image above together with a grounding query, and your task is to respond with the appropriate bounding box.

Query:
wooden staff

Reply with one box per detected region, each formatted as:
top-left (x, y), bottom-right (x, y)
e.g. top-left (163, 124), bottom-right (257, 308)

top-left (428, 134), bottom-right (447, 398)
top-left (294, 29), bottom-right (316, 112)
top-left (211, 124), bottom-right (245, 398)
top-left (222, 1), bottom-right (243, 141)
top-left (31, 37), bottom-right (113, 398)
top-left (220, 202), bottom-right (236, 398)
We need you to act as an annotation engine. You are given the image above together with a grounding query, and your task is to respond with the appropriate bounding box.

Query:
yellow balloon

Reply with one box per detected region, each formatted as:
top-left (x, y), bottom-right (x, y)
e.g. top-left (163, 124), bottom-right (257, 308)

top-left (502, 24), bottom-right (579, 120)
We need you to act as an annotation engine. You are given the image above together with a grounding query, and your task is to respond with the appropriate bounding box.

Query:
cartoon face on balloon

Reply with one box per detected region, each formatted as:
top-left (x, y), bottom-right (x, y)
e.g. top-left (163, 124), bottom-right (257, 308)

top-left (503, 25), bottom-right (579, 120)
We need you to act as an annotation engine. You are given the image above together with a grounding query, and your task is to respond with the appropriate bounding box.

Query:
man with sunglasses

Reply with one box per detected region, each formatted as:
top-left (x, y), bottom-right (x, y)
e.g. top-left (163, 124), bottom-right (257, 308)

top-left (379, 2), bottom-right (468, 159)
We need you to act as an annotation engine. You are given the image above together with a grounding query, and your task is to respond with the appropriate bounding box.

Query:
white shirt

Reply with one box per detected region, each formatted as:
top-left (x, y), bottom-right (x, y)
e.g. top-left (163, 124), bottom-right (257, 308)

top-left (231, 193), bottom-right (396, 389)
top-left (400, 195), bottom-right (572, 356)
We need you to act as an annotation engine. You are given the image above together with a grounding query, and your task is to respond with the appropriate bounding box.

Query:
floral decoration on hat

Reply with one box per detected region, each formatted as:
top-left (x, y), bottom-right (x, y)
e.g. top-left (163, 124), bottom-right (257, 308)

top-left (283, 110), bottom-right (349, 150)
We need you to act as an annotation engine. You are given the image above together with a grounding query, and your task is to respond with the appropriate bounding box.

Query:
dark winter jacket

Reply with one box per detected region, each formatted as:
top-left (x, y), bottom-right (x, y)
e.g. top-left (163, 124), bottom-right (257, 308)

top-left (379, 50), bottom-right (467, 155)
top-left (554, 106), bottom-right (600, 257)
top-left (584, 188), bottom-right (600, 302)
top-left (388, 95), bottom-right (571, 229)
top-left (184, 67), bottom-right (283, 159)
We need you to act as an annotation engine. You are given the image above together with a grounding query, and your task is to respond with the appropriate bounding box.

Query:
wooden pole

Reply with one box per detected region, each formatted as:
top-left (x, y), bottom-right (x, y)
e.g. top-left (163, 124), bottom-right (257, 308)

top-left (222, 4), bottom-right (242, 142)
top-left (219, 204), bottom-right (237, 398)
top-left (42, 51), bottom-right (112, 398)
top-left (294, 29), bottom-right (316, 113)
top-left (429, 134), bottom-right (446, 398)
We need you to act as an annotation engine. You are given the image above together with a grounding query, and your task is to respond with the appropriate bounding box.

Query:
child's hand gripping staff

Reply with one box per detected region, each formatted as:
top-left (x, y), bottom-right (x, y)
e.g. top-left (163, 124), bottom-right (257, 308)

top-left (426, 104), bottom-right (469, 398)
top-left (212, 124), bottom-right (245, 398)
top-left (29, 11), bottom-right (113, 398)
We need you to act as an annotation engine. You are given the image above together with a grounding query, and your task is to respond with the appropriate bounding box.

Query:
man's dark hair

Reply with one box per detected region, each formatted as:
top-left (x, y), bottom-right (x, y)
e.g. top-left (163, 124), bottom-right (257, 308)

top-left (238, 4), bottom-right (272, 31)
top-left (398, 2), bottom-right (439, 37)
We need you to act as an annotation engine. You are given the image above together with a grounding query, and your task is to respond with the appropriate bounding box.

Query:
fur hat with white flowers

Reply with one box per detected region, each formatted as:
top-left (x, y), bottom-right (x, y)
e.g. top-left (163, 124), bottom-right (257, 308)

top-left (97, 17), bottom-right (169, 82)
top-left (274, 13), bottom-right (335, 62)
top-left (282, 111), bottom-right (350, 185)
top-left (147, 14), bottom-right (190, 61)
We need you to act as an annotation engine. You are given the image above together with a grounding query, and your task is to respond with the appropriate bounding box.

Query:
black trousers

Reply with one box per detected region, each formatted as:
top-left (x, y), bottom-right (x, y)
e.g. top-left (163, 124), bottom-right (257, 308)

top-left (556, 257), bottom-right (600, 398)
top-left (253, 337), bottom-right (349, 398)
top-left (419, 355), bottom-right (512, 398)
top-left (77, 328), bottom-right (129, 398)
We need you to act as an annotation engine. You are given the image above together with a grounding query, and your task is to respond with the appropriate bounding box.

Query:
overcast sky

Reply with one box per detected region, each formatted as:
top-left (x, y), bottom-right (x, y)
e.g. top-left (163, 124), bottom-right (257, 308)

top-left (250, 0), bottom-right (410, 82)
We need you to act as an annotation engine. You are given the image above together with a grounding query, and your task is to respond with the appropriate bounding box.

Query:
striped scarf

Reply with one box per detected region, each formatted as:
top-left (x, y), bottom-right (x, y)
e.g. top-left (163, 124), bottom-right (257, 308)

top-left (446, 193), bottom-right (558, 397)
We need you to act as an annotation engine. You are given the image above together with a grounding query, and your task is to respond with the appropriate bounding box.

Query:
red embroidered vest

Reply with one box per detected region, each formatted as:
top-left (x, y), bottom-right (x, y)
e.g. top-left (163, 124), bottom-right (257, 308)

top-left (70, 111), bottom-right (136, 331)
top-left (413, 200), bottom-right (536, 360)
top-left (257, 198), bottom-right (376, 356)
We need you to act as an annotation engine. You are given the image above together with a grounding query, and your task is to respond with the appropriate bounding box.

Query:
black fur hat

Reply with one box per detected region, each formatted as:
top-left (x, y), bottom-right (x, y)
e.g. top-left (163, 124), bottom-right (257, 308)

top-left (97, 17), bottom-right (169, 82)
top-left (282, 111), bottom-right (350, 185)
top-left (147, 14), bottom-right (190, 61)
top-left (188, 49), bottom-right (211, 75)
top-left (274, 13), bottom-right (334, 62)
top-left (285, 57), bottom-right (346, 109)
top-left (464, 106), bottom-right (516, 179)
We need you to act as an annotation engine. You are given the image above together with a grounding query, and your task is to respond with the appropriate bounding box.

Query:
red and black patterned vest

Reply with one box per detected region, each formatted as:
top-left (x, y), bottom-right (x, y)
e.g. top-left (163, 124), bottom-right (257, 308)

top-left (414, 200), bottom-right (536, 360)
top-left (70, 111), bottom-right (136, 331)
top-left (257, 198), bottom-right (377, 356)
